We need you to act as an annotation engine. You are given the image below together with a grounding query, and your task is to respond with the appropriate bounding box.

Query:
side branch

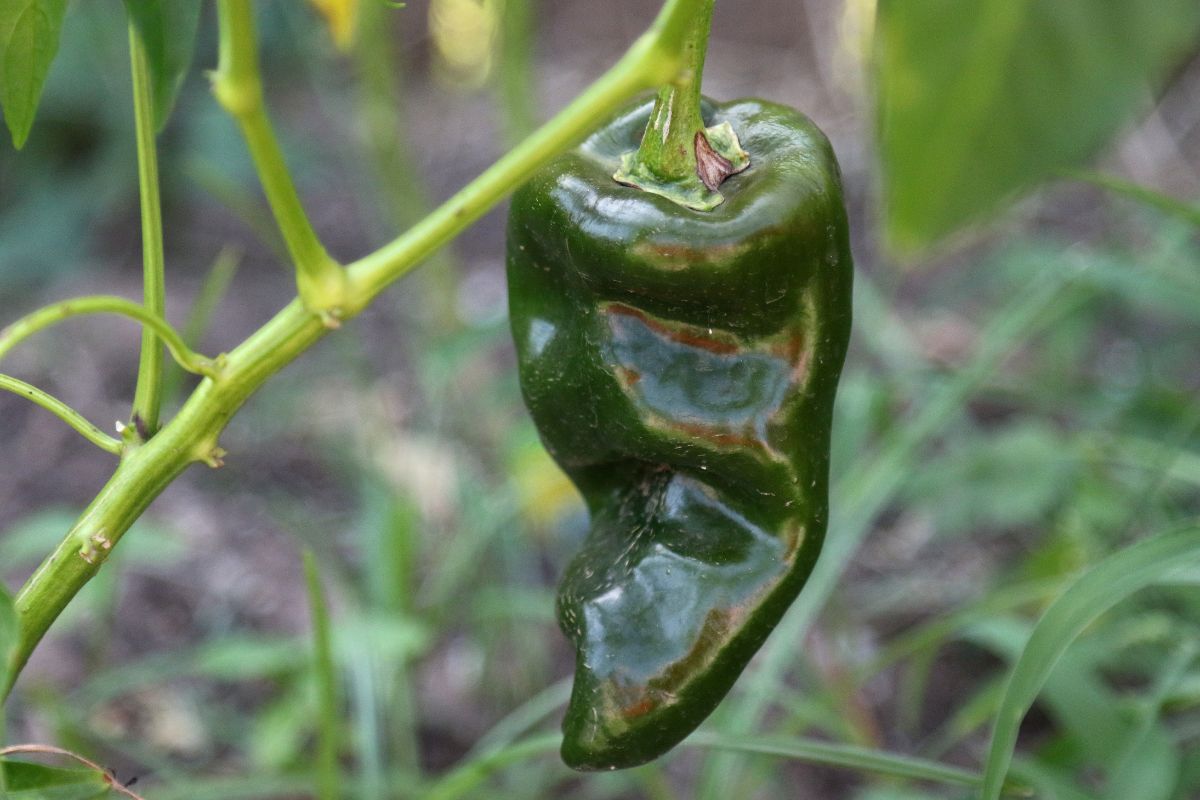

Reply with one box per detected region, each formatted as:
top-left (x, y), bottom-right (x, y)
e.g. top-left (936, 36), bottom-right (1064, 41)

top-left (128, 20), bottom-right (168, 435)
top-left (210, 0), bottom-right (348, 325)
top-left (0, 374), bottom-right (123, 455)
top-left (0, 295), bottom-right (222, 378)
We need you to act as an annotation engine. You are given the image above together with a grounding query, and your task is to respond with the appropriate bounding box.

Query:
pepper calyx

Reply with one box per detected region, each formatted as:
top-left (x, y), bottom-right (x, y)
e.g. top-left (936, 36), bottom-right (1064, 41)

top-left (612, 121), bottom-right (750, 211)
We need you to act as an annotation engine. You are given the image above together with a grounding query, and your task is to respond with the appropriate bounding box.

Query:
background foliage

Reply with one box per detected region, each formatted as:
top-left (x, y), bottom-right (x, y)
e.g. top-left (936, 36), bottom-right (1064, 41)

top-left (1, 0), bottom-right (1199, 798)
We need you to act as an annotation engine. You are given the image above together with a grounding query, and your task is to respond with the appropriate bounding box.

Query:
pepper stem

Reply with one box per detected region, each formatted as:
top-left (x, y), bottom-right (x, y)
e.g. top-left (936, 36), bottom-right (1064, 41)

top-left (613, 0), bottom-right (748, 211)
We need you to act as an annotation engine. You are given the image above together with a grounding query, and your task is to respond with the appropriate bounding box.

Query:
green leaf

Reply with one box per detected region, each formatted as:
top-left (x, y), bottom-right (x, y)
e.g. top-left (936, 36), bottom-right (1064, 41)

top-left (0, 0), bottom-right (69, 148)
top-left (980, 524), bottom-right (1200, 800)
top-left (875, 0), bottom-right (1200, 253)
top-left (123, 0), bottom-right (202, 131)
top-left (0, 760), bottom-right (110, 798)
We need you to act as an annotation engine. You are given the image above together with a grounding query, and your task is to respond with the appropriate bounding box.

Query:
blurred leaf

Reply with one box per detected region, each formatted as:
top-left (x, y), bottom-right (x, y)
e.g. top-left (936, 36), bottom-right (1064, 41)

top-left (922, 674), bottom-right (1007, 758)
top-left (854, 789), bottom-right (940, 800)
top-left (336, 612), bottom-right (429, 664)
top-left (123, 0), bottom-right (202, 130)
top-left (189, 636), bottom-right (308, 681)
top-left (356, 478), bottom-right (419, 615)
top-left (0, 760), bottom-right (110, 798)
top-left (308, 0), bottom-right (359, 51)
top-left (875, 0), bottom-right (1200, 253)
top-left (904, 422), bottom-right (1079, 535)
top-left (506, 427), bottom-right (580, 530)
top-left (0, 0), bottom-right (68, 148)
top-left (1009, 757), bottom-right (1098, 800)
top-left (1103, 638), bottom-right (1197, 800)
top-left (249, 679), bottom-right (312, 770)
top-left (1103, 718), bottom-right (1180, 800)
top-left (981, 524), bottom-right (1200, 799)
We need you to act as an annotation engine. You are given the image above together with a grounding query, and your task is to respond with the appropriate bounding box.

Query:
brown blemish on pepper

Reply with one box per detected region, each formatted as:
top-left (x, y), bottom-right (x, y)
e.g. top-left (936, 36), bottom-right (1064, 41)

top-left (651, 606), bottom-right (742, 693)
top-left (603, 303), bottom-right (741, 355)
top-left (665, 420), bottom-right (763, 451)
top-left (631, 238), bottom-right (753, 267)
top-left (614, 366), bottom-right (643, 387)
top-left (621, 695), bottom-right (658, 720)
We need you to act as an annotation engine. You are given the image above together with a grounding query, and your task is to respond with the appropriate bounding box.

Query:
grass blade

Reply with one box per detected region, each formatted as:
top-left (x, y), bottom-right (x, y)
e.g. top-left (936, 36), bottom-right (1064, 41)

top-left (980, 524), bottom-right (1200, 800)
top-left (1074, 171), bottom-right (1200, 228)
top-left (303, 549), bottom-right (341, 800)
top-left (688, 733), bottom-right (987, 790)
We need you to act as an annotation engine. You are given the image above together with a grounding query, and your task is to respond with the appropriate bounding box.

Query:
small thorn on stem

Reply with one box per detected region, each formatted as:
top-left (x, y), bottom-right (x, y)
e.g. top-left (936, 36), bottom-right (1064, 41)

top-left (79, 531), bottom-right (114, 565)
top-left (202, 446), bottom-right (228, 469)
top-left (318, 308), bottom-right (344, 330)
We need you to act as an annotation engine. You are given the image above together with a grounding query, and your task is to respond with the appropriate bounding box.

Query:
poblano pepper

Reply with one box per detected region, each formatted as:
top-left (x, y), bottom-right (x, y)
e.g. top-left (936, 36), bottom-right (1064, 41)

top-left (506, 95), bottom-right (853, 770)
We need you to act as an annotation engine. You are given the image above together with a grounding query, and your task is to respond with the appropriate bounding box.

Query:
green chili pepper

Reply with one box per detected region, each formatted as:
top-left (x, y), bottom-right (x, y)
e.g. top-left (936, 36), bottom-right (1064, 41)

top-left (506, 96), bottom-right (853, 770)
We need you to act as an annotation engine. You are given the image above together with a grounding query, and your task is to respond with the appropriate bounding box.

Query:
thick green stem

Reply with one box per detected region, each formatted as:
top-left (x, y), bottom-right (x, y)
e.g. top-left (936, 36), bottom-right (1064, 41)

top-left (0, 374), bottom-right (123, 456)
top-left (128, 22), bottom-right (167, 436)
top-left (5, 0), bottom-right (705, 699)
top-left (211, 0), bottom-right (348, 324)
top-left (632, 0), bottom-right (713, 181)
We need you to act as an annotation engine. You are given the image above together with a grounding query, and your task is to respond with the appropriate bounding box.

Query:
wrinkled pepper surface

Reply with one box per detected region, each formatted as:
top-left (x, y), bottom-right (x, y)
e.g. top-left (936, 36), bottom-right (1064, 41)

top-left (506, 96), bottom-right (853, 770)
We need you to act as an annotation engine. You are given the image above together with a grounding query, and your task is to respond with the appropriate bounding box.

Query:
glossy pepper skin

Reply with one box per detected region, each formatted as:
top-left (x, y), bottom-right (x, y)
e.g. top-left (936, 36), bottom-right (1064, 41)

top-left (506, 97), bottom-right (853, 770)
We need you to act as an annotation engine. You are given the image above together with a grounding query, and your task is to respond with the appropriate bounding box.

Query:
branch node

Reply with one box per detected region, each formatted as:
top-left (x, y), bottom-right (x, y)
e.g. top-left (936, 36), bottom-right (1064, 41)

top-left (78, 532), bottom-right (113, 566)
top-left (199, 353), bottom-right (229, 380)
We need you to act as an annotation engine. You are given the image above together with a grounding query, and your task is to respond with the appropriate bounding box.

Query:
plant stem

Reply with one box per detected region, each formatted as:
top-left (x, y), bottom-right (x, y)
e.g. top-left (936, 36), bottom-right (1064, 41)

top-left (0, 295), bottom-right (219, 378)
top-left (4, 0), bottom-right (705, 698)
top-left (211, 0), bottom-right (348, 323)
top-left (632, 0), bottom-right (714, 183)
top-left (611, 0), bottom-right (748, 210)
top-left (0, 374), bottom-right (123, 456)
top-left (128, 22), bottom-right (167, 437)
